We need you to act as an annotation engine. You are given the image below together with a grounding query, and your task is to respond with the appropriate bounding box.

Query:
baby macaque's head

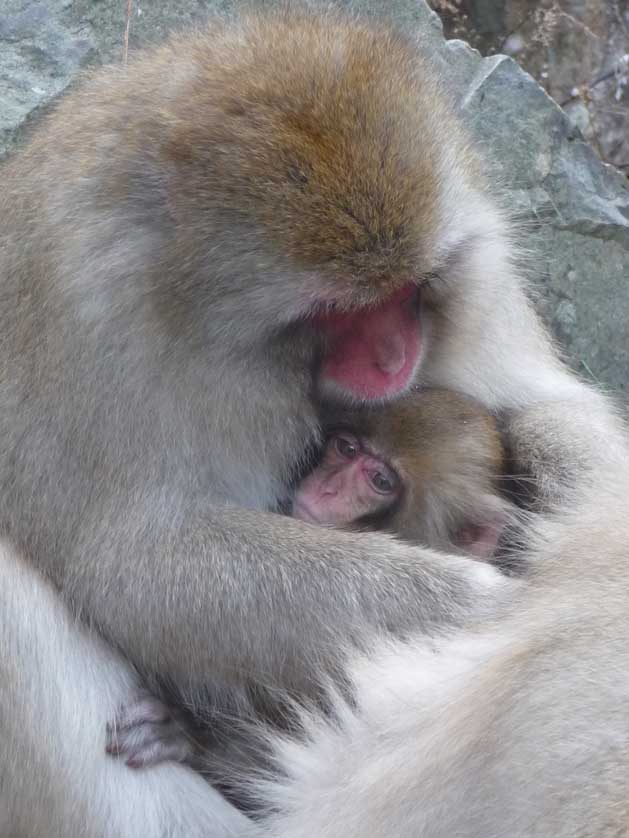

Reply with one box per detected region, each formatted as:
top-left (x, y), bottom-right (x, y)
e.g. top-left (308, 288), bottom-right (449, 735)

top-left (293, 389), bottom-right (508, 559)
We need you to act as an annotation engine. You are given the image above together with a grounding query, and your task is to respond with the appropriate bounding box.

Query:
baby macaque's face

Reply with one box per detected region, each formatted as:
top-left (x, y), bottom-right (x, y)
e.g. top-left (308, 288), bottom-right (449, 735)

top-left (292, 432), bottom-right (400, 526)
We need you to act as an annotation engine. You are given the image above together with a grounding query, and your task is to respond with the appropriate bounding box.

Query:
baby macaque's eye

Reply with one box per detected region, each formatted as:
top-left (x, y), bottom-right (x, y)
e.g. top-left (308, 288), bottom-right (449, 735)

top-left (334, 434), bottom-right (360, 460)
top-left (369, 468), bottom-right (398, 495)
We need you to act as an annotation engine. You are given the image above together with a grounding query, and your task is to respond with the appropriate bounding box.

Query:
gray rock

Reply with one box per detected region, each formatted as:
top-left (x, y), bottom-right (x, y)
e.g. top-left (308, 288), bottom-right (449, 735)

top-left (0, 0), bottom-right (627, 393)
top-left (446, 47), bottom-right (629, 393)
top-left (0, 0), bottom-right (94, 156)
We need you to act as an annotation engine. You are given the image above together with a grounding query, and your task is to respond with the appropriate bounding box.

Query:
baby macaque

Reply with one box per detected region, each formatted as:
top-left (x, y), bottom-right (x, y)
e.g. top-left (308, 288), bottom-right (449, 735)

top-left (294, 388), bottom-right (509, 560)
top-left (107, 388), bottom-right (512, 774)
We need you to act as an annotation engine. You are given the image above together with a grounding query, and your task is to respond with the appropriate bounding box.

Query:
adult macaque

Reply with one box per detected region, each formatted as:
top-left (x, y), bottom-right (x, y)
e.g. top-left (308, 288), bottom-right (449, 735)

top-left (0, 9), bottom-right (626, 838)
top-left (294, 389), bottom-right (510, 559)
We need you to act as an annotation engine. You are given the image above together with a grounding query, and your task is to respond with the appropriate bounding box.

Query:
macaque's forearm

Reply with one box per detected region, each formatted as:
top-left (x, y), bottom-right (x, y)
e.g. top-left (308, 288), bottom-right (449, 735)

top-left (66, 505), bottom-right (508, 695)
top-left (504, 393), bottom-right (628, 508)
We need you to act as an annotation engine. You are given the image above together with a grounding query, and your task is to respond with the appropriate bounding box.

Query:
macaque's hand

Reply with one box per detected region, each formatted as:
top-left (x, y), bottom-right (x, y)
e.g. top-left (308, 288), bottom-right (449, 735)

top-left (106, 691), bottom-right (194, 769)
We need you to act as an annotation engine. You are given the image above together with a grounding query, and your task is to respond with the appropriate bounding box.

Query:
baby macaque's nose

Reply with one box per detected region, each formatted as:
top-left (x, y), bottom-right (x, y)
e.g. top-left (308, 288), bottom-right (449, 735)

top-left (321, 468), bottom-right (350, 498)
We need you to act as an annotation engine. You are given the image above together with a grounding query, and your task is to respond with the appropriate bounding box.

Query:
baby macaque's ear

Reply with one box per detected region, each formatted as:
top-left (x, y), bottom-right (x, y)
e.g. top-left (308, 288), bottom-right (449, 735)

top-left (457, 513), bottom-right (507, 561)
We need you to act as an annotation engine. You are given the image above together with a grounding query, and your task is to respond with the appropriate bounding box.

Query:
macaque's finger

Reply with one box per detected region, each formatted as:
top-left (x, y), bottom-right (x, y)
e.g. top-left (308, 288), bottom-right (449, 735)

top-left (107, 691), bottom-right (171, 734)
top-left (106, 691), bottom-right (194, 769)
top-left (124, 732), bottom-right (194, 769)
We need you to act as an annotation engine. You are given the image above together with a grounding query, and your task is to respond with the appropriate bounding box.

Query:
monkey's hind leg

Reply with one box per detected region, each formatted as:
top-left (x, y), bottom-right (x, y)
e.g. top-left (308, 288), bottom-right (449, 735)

top-left (0, 539), bottom-right (252, 838)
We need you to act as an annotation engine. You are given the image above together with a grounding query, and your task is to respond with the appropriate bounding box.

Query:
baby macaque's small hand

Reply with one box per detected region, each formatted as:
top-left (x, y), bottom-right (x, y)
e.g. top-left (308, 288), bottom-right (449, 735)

top-left (106, 691), bottom-right (194, 769)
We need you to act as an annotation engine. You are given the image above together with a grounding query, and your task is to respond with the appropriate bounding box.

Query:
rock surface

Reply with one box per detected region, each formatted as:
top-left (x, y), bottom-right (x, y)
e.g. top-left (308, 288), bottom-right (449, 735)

top-left (1, 0), bottom-right (627, 393)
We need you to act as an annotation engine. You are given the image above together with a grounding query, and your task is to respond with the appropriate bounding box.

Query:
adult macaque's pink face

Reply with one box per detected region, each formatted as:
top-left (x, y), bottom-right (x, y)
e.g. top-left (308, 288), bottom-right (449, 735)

top-left (313, 285), bottom-right (423, 402)
top-left (292, 432), bottom-right (400, 527)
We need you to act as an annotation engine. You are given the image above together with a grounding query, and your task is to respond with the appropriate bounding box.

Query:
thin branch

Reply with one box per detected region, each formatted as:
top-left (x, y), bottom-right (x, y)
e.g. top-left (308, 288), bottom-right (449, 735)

top-left (560, 67), bottom-right (622, 107)
top-left (498, 8), bottom-right (537, 51)
top-left (123, 0), bottom-right (133, 65)
top-left (557, 10), bottom-right (600, 43)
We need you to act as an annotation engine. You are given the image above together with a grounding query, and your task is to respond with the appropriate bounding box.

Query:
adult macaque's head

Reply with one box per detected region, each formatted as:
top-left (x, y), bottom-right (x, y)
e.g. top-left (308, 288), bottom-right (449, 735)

top-left (159, 14), bottom-right (475, 404)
